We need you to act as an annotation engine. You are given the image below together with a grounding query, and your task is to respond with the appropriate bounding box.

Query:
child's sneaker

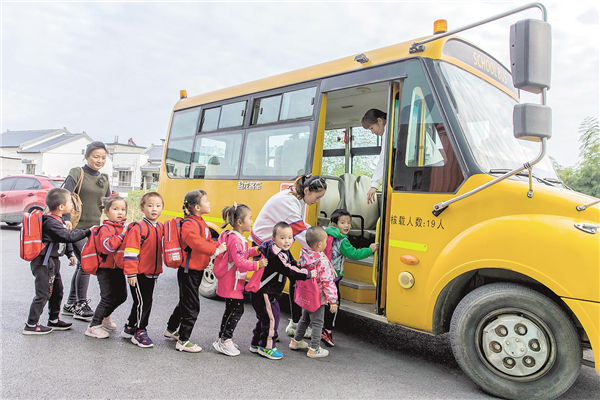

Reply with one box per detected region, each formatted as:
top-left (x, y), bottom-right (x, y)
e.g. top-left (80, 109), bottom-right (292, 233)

top-left (73, 300), bottom-right (94, 321)
top-left (61, 303), bottom-right (76, 316)
top-left (85, 325), bottom-right (110, 339)
top-left (289, 338), bottom-right (309, 350)
top-left (258, 346), bottom-right (283, 360)
top-left (22, 323), bottom-right (52, 335)
top-left (307, 346), bottom-right (329, 358)
top-left (249, 345), bottom-right (259, 353)
top-left (47, 320), bottom-right (72, 331)
top-left (132, 329), bottom-right (154, 348)
top-left (164, 328), bottom-right (180, 340)
top-left (101, 316), bottom-right (117, 331)
top-left (285, 319), bottom-right (297, 336)
top-left (321, 329), bottom-right (335, 347)
top-left (304, 326), bottom-right (312, 339)
top-left (213, 338), bottom-right (240, 357)
top-left (176, 340), bottom-right (202, 353)
top-left (121, 324), bottom-right (136, 339)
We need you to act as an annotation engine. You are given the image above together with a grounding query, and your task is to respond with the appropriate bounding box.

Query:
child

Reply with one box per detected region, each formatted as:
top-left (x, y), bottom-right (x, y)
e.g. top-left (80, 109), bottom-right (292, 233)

top-left (121, 192), bottom-right (165, 348)
top-left (321, 209), bottom-right (378, 346)
top-left (85, 196), bottom-right (128, 339)
top-left (213, 203), bottom-right (267, 357)
top-left (165, 190), bottom-right (226, 353)
top-left (250, 222), bottom-right (317, 360)
top-left (289, 226), bottom-right (338, 358)
top-left (23, 188), bottom-right (91, 335)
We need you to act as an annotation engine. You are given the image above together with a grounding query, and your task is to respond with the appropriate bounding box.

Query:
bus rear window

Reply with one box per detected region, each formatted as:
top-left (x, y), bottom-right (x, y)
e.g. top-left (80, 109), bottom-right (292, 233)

top-left (242, 125), bottom-right (311, 178)
top-left (169, 108), bottom-right (200, 139)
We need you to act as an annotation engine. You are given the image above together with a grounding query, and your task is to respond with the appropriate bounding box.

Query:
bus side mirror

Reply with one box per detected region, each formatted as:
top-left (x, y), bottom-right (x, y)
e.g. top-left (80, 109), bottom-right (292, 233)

top-left (510, 19), bottom-right (551, 94)
top-left (513, 104), bottom-right (552, 142)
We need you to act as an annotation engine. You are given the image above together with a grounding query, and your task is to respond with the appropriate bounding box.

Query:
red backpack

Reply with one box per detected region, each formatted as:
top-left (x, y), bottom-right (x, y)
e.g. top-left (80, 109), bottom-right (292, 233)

top-left (163, 217), bottom-right (188, 269)
top-left (20, 209), bottom-right (45, 261)
top-left (81, 225), bottom-right (119, 275)
top-left (114, 221), bottom-right (149, 269)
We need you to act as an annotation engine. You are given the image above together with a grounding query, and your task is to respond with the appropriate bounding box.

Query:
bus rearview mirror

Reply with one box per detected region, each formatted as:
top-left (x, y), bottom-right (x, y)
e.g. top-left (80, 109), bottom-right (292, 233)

top-left (513, 104), bottom-right (552, 142)
top-left (510, 19), bottom-right (552, 94)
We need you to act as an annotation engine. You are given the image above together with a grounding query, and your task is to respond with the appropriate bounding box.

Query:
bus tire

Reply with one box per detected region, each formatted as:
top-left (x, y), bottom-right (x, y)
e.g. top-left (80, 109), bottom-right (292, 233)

top-left (199, 261), bottom-right (218, 299)
top-left (449, 283), bottom-right (581, 400)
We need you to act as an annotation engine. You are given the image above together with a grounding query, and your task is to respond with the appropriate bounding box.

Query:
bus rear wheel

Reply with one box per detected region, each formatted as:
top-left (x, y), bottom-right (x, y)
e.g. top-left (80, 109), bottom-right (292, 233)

top-left (450, 283), bottom-right (581, 400)
top-left (199, 262), bottom-right (218, 299)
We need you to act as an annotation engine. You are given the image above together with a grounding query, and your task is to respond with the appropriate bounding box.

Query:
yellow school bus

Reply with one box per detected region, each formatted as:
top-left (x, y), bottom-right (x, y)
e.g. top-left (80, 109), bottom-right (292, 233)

top-left (157, 4), bottom-right (598, 398)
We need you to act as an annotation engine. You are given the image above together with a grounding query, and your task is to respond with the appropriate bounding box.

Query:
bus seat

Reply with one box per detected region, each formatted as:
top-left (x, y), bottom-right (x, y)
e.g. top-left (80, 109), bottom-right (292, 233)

top-left (319, 177), bottom-right (342, 219)
top-left (278, 138), bottom-right (309, 176)
top-left (206, 156), bottom-right (223, 176)
top-left (343, 173), bottom-right (379, 238)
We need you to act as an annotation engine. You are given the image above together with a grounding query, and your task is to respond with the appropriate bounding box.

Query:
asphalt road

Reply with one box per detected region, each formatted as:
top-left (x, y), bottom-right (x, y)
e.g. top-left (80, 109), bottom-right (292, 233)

top-left (1, 225), bottom-right (598, 399)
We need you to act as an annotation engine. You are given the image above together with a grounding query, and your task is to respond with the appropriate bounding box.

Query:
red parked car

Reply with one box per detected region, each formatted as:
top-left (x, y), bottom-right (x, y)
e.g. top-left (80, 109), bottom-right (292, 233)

top-left (0, 175), bottom-right (64, 226)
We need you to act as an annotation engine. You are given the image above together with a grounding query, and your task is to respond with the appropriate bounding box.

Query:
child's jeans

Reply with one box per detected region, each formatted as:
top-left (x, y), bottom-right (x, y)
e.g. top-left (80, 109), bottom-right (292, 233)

top-left (294, 305), bottom-right (326, 350)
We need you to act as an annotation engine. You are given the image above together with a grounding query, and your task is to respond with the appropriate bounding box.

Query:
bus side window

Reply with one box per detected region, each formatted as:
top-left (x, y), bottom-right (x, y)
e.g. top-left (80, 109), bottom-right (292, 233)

top-left (393, 60), bottom-right (463, 193)
top-left (242, 125), bottom-right (311, 179)
top-left (191, 132), bottom-right (243, 179)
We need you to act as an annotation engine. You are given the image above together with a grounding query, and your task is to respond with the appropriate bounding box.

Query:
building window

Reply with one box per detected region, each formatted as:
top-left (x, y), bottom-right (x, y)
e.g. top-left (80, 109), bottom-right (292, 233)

top-left (26, 164), bottom-right (36, 175)
top-left (118, 171), bottom-right (132, 186)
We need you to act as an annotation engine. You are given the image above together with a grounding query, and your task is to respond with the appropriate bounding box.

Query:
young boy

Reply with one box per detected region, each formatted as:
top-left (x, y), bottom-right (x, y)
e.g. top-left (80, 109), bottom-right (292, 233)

top-left (250, 221), bottom-right (317, 360)
top-left (122, 192), bottom-right (164, 348)
top-left (322, 209), bottom-right (378, 346)
top-left (289, 226), bottom-right (338, 358)
top-left (24, 188), bottom-right (91, 335)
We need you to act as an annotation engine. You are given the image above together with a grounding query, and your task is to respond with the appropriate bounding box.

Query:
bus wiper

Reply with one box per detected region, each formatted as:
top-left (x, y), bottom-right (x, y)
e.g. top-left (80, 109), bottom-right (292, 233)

top-left (488, 169), bottom-right (554, 186)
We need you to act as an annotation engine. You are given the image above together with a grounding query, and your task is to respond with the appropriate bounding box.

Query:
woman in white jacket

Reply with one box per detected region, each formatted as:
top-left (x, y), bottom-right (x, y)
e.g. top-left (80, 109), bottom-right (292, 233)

top-left (251, 174), bottom-right (327, 338)
top-left (361, 109), bottom-right (387, 205)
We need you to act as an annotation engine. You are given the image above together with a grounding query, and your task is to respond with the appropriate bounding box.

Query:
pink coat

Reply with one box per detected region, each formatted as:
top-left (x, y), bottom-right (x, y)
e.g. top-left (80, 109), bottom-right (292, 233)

top-left (298, 247), bottom-right (338, 305)
top-left (216, 230), bottom-right (261, 299)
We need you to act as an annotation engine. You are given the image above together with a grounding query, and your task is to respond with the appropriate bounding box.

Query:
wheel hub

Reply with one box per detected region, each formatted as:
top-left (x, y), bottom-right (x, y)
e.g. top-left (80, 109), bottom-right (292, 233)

top-left (481, 314), bottom-right (549, 377)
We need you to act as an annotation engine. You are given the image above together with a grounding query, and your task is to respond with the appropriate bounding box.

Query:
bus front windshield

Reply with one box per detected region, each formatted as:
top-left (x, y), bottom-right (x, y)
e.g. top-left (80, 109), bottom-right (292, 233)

top-left (439, 62), bottom-right (560, 181)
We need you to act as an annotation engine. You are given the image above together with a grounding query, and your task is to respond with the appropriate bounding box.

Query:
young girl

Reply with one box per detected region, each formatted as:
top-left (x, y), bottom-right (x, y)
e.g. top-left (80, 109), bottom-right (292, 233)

top-left (212, 203), bottom-right (268, 357)
top-left (85, 196), bottom-right (128, 339)
top-left (165, 190), bottom-right (227, 353)
top-left (122, 192), bottom-right (164, 348)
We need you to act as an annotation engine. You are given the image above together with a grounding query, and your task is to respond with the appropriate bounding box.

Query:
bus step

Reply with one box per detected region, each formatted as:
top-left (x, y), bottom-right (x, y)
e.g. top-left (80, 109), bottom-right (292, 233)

top-left (339, 277), bottom-right (375, 304)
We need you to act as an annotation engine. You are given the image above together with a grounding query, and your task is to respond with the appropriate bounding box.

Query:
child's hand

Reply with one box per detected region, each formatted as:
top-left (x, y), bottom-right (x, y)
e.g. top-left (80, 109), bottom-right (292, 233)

top-left (310, 270), bottom-right (318, 278)
top-left (218, 243), bottom-right (227, 253)
top-left (259, 258), bottom-right (268, 268)
top-left (127, 276), bottom-right (137, 287)
top-left (330, 303), bottom-right (338, 313)
top-left (69, 256), bottom-right (77, 266)
top-left (65, 221), bottom-right (73, 231)
top-left (370, 243), bottom-right (379, 253)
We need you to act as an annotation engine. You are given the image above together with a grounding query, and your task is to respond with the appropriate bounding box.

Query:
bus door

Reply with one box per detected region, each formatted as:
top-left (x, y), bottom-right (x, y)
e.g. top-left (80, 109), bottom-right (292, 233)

top-left (384, 60), bottom-right (464, 329)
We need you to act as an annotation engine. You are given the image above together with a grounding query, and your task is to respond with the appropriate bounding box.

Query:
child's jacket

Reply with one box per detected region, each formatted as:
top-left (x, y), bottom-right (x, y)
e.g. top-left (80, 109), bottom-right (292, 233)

top-left (123, 218), bottom-right (164, 278)
top-left (97, 220), bottom-right (125, 269)
top-left (324, 226), bottom-right (373, 277)
top-left (256, 240), bottom-right (310, 295)
top-left (299, 247), bottom-right (338, 305)
top-left (181, 215), bottom-right (220, 272)
top-left (37, 214), bottom-right (89, 260)
top-left (216, 230), bottom-right (261, 299)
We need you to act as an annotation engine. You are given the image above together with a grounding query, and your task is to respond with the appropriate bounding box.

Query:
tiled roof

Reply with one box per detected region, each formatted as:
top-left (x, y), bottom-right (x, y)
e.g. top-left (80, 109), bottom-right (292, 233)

top-left (143, 145), bottom-right (164, 161)
top-left (18, 134), bottom-right (81, 153)
top-left (0, 129), bottom-right (60, 147)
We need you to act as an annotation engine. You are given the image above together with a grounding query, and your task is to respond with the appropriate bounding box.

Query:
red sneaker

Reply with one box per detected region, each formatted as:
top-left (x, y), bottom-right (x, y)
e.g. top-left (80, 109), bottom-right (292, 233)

top-left (321, 329), bottom-right (335, 347)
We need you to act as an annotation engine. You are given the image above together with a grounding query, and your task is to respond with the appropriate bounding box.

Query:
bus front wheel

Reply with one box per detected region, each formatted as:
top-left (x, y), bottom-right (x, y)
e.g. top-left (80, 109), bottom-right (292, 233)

top-left (450, 283), bottom-right (581, 400)
top-left (199, 262), bottom-right (218, 299)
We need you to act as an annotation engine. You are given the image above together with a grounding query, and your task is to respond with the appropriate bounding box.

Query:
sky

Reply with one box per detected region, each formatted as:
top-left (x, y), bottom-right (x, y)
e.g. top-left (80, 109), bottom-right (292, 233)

top-left (2, 1), bottom-right (599, 168)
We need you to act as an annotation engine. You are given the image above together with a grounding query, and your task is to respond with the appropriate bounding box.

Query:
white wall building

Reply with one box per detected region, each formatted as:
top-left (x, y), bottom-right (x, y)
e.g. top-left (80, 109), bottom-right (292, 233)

top-left (0, 128), bottom-right (113, 178)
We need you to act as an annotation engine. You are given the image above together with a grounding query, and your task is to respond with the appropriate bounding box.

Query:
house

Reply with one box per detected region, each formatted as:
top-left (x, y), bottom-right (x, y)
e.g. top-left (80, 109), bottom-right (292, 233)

top-left (141, 142), bottom-right (164, 189)
top-left (105, 140), bottom-right (148, 192)
top-left (0, 128), bottom-right (113, 178)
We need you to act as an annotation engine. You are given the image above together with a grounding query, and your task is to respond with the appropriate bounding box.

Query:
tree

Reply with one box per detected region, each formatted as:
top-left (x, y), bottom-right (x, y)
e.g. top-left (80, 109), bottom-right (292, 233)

top-left (555, 117), bottom-right (600, 197)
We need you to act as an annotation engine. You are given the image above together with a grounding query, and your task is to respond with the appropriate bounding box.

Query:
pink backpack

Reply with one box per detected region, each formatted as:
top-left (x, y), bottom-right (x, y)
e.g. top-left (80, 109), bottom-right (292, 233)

top-left (294, 278), bottom-right (321, 312)
top-left (324, 235), bottom-right (334, 261)
top-left (213, 231), bottom-right (232, 279)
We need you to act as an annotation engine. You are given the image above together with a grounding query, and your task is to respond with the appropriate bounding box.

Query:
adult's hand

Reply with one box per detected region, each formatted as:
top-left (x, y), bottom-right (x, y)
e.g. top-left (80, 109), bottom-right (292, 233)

top-left (367, 187), bottom-right (377, 205)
